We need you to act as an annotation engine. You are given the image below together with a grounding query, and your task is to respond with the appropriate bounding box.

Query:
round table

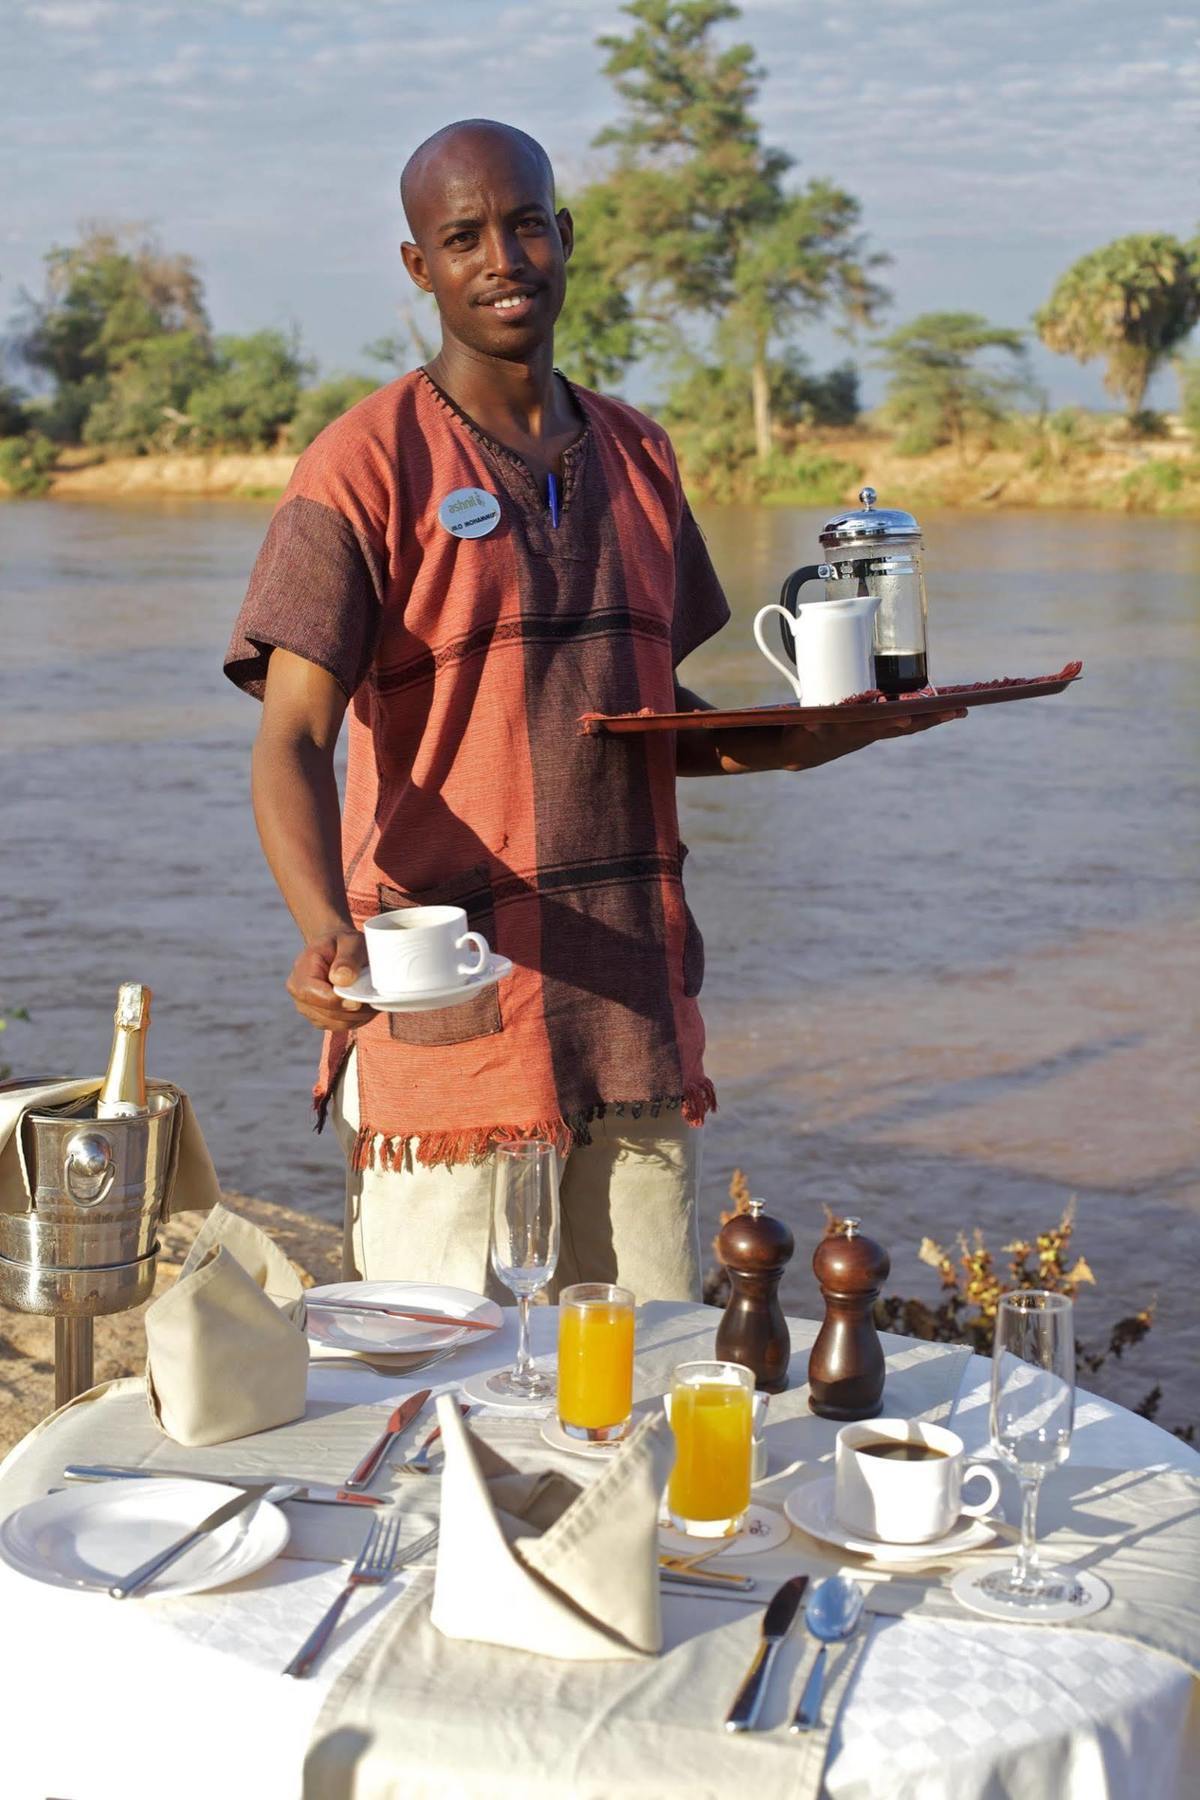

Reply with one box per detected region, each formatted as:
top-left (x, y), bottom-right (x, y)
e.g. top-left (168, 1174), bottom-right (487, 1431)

top-left (0, 1302), bottom-right (1194, 1800)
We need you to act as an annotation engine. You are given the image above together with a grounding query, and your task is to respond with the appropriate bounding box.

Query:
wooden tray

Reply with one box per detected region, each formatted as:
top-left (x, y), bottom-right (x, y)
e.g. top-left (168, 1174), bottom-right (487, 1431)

top-left (580, 661), bottom-right (1082, 735)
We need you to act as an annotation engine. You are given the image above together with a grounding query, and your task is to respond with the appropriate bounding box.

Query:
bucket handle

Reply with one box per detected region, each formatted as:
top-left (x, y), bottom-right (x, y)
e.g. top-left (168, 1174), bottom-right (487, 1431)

top-left (64, 1131), bottom-right (116, 1208)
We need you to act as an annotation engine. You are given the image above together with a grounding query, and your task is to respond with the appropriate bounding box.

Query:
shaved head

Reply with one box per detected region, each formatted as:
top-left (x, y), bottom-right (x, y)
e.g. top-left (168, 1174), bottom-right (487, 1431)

top-left (401, 119), bottom-right (555, 242)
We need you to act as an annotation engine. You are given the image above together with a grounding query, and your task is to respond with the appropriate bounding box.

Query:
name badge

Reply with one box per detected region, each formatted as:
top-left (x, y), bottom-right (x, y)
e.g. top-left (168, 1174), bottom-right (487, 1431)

top-left (438, 487), bottom-right (501, 539)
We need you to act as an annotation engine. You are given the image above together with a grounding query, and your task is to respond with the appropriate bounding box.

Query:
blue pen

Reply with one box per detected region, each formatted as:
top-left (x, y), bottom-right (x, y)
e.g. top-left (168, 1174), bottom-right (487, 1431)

top-left (547, 471), bottom-right (560, 529)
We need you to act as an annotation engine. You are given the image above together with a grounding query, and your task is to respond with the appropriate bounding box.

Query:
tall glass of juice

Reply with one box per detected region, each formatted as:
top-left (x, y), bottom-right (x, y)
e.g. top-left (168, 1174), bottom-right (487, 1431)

top-left (557, 1283), bottom-right (635, 1442)
top-left (667, 1360), bottom-right (754, 1537)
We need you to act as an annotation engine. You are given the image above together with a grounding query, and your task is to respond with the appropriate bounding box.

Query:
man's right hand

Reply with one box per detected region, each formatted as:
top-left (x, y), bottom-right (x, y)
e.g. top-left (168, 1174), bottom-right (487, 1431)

top-left (286, 931), bottom-right (378, 1031)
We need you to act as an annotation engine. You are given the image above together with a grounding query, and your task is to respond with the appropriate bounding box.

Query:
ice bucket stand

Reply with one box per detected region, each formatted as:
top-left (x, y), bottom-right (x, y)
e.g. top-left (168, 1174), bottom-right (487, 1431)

top-left (0, 1079), bottom-right (182, 1410)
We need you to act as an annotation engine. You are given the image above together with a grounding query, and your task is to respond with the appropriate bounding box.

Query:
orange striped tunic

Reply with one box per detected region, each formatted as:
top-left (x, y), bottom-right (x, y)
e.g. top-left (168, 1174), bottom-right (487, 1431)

top-left (225, 370), bottom-right (729, 1167)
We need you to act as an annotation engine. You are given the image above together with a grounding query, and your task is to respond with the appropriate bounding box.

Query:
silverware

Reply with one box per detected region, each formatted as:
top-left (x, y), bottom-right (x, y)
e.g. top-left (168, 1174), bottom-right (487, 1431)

top-left (789, 1574), bottom-right (866, 1735)
top-left (724, 1574), bottom-right (808, 1731)
top-left (661, 1566), bottom-right (756, 1594)
top-left (343, 1389), bottom-right (432, 1491)
top-left (310, 1348), bottom-right (457, 1377)
top-left (283, 1515), bottom-right (438, 1678)
top-left (394, 1404), bottom-right (471, 1476)
top-left (108, 1480), bottom-right (289, 1599)
top-left (61, 1463), bottom-right (384, 1508)
top-left (306, 1299), bottom-right (497, 1332)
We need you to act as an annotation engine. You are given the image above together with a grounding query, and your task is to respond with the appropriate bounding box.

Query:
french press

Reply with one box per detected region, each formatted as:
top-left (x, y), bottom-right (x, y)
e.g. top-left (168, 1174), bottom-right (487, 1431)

top-left (777, 487), bottom-right (931, 697)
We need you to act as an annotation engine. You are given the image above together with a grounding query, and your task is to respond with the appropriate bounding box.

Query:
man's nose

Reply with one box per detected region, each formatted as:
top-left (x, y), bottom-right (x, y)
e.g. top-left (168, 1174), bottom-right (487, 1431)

top-left (482, 224), bottom-right (526, 277)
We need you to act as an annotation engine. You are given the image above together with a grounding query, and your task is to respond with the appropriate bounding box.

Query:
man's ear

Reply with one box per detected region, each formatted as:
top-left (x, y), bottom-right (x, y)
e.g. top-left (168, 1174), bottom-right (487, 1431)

top-left (401, 239), bottom-right (433, 292)
top-left (556, 207), bottom-right (574, 265)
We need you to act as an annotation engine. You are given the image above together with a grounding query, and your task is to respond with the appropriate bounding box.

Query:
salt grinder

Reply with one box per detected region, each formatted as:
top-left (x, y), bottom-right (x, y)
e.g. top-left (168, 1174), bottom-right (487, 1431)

top-left (714, 1198), bottom-right (795, 1393)
top-left (808, 1217), bottom-right (891, 1420)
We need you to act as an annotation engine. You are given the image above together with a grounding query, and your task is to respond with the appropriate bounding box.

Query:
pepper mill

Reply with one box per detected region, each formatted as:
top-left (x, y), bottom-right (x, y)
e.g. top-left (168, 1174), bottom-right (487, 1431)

top-left (714, 1197), bottom-right (795, 1393)
top-left (808, 1216), bottom-right (890, 1420)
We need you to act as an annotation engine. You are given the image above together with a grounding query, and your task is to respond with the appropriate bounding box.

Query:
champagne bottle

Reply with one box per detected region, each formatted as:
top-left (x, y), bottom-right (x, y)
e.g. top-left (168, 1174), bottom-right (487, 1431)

top-left (96, 983), bottom-right (152, 1119)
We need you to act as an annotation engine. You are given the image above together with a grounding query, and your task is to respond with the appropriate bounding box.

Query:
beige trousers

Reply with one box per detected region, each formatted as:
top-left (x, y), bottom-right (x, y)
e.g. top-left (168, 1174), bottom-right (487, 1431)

top-left (330, 1050), bottom-right (703, 1304)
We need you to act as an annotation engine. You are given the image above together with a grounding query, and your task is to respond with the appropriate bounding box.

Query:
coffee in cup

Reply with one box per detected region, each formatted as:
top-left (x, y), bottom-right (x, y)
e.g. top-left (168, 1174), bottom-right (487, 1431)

top-left (835, 1418), bottom-right (1000, 1544)
top-left (363, 905), bottom-right (490, 996)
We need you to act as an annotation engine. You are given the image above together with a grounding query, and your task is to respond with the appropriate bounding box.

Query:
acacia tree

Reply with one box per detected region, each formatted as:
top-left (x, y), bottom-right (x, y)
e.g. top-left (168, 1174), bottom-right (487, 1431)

top-left (877, 313), bottom-right (1033, 462)
top-left (593, 0), bottom-right (888, 461)
top-left (1034, 234), bottom-right (1200, 416)
top-left (555, 184), bottom-right (644, 390)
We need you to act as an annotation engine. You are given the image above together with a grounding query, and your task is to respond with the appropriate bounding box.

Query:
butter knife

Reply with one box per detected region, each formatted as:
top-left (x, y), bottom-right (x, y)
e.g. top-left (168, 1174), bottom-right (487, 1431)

top-left (62, 1464), bottom-right (384, 1507)
top-left (343, 1388), bottom-right (431, 1491)
top-left (108, 1481), bottom-right (282, 1599)
top-left (724, 1574), bottom-right (809, 1732)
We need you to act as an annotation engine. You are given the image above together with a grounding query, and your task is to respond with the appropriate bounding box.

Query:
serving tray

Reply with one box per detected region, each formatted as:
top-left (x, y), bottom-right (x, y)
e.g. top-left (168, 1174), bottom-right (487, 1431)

top-left (580, 661), bottom-right (1082, 735)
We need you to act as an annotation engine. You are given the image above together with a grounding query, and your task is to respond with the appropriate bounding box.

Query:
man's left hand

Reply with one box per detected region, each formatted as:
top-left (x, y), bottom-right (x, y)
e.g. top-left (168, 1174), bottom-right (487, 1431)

top-left (774, 706), bottom-right (968, 772)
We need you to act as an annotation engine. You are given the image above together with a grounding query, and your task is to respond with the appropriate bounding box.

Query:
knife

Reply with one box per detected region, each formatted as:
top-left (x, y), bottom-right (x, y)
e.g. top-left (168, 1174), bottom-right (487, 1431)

top-left (61, 1464), bottom-right (384, 1507)
top-left (660, 1567), bottom-right (757, 1594)
top-left (306, 1300), bottom-right (497, 1332)
top-left (724, 1574), bottom-right (809, 1733)
top-left (343, 1388), bottom-right (432, 1491)
top-left (108, 1481), bottom-right (281, 1599)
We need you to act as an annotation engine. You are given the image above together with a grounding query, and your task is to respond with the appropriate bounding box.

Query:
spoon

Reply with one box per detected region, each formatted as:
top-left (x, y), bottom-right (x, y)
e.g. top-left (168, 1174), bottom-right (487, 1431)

top-left (789, 1574), bottom-right (866, 1734)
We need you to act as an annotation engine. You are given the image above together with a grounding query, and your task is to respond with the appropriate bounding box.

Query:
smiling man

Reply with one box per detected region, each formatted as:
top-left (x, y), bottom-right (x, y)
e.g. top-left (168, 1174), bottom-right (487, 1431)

top-left (224, 119), bottom-right (957, 1301)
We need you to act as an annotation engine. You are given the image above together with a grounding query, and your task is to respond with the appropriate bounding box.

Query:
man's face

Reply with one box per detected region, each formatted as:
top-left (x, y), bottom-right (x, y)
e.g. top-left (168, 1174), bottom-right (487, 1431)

top-left (401, 134), bottom-right (572, 362)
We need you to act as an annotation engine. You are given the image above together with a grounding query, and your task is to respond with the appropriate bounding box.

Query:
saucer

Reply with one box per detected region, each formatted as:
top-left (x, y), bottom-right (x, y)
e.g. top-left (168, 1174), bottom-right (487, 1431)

top-left (460, 1367), bottom-right (555, 1415)
top-left (783, 1475), bottom-right (998, 1564)
top-left (540, 1415), bottom-right (627, 1459)
top-left (658, 1504), bottom-right (790, 1558)
top-left (334, 955), bottom-right (513, 1013)
top-left (951, 1560), bottom-right (1111, 1624)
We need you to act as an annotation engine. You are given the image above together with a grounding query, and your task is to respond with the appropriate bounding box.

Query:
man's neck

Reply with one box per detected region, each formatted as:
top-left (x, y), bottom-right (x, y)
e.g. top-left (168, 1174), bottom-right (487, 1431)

top-left (426, 336), bottom-right (572, 445)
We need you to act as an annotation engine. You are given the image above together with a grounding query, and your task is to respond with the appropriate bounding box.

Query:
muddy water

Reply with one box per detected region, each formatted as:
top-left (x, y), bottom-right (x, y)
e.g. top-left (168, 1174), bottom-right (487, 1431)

top-left (2, 498), bottom-right (1197, 1425)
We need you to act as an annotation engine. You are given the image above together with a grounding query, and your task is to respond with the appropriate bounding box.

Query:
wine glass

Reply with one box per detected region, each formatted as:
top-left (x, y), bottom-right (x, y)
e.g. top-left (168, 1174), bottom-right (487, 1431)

top-left (484, 1141), bottom-right (560, 1400)
top-left (981, 1290), bottom-right (1082, 1609)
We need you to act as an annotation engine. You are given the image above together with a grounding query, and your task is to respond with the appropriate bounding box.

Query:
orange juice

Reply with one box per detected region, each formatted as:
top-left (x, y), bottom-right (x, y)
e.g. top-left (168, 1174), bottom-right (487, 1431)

top-left (558, 1297), bottom-right (635, 1434)
top-left (668, 1380), bottom-right (752, 1527)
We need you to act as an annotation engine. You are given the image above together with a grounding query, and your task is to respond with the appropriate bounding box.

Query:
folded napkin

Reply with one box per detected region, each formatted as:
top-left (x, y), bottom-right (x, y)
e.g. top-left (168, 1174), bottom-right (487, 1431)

top-left (145, 1203), bottom-right (308, 1446)
top-left (0, 1076), bottom-right (220, 1218)
top-left (431, 1393), bottom-right (675, 1661)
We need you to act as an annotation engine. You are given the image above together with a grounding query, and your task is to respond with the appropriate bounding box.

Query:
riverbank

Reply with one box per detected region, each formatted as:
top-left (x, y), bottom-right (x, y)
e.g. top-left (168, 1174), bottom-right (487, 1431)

top-left (5, 426), bottom-right (1199, 514)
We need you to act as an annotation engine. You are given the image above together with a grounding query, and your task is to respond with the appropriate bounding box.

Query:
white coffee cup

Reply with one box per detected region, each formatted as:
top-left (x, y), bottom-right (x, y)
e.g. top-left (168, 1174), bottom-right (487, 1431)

top-left (753, 594), bottom-right (881, 706)
top-left (834, 1418), bottom-right (1001, 1545)
top-left (363, 905), bottom-right (490, 996)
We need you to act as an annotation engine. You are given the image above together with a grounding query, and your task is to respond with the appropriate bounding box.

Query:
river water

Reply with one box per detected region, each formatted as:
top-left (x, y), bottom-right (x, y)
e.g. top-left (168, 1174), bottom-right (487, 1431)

top-left (2, 498), bottom-right (1197, 1425)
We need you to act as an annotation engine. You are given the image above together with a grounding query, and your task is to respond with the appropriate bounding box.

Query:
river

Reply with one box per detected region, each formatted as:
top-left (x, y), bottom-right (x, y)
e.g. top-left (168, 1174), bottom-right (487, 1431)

top-left (2, 497), bottom-right (1197, 1427)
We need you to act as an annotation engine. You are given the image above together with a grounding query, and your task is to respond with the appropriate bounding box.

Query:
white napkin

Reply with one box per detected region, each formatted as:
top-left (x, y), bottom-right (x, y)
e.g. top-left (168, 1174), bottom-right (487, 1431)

top-left (144, 1204), bottom-right (308, 1446)
top-left (430, 1393), bottom-right (675, 1661)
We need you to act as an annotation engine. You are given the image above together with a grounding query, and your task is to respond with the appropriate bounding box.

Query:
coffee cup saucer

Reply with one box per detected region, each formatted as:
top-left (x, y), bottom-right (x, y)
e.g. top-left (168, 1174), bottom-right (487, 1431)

top-left (334, 954), bottom-right (513, 1013)
top-left (783, 1474), bottom-right (999, 1564)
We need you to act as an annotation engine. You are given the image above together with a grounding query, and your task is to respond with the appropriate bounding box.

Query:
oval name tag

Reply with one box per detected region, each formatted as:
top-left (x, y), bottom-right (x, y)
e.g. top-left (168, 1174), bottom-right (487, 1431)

top-left (438, 487), bottom-right (501, 540)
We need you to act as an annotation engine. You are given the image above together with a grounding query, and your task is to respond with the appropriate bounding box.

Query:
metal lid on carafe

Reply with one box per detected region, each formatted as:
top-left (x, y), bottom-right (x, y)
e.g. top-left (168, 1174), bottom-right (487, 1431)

top-left (819, 487), bottom-right (921, 549)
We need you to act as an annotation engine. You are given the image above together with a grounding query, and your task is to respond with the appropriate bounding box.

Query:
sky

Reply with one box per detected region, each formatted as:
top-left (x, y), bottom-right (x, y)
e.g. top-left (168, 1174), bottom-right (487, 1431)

top-left (2, 0), bottom-right (1198, 411)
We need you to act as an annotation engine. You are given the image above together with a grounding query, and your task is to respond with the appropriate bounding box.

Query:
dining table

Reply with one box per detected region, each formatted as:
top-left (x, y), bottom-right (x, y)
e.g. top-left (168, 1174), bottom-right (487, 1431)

top-left (0, 1300), bottom-right (1195, 1800)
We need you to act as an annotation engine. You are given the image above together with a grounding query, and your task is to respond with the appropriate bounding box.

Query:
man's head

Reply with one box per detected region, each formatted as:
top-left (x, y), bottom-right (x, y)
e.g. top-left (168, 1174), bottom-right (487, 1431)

top-left (400, 119), bottom-right (572, 362)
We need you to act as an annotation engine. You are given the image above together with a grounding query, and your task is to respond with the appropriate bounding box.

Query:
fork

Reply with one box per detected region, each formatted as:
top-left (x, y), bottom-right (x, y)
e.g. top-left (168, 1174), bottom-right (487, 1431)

top-left (394, 1404), bottom-right (471, 1476)
top-left (282, 1515), bottom-right (436, 1678)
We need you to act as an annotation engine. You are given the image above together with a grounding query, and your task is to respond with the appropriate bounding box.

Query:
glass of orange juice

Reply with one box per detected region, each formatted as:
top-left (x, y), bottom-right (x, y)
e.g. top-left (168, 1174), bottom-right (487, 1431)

top-left (667, 1360), bottom-right (754, 1537)
top-left (557, 1283), bottom-right (635, 1442)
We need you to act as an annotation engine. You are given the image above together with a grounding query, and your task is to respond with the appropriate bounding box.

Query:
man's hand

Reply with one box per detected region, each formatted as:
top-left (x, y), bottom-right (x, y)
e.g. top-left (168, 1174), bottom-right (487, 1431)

top-left (672, 681), bottom-right (967, 776)
top-left (772, 707), bottom-right (967, 773)
top-left (286, 930), bottom-right (378, 1031)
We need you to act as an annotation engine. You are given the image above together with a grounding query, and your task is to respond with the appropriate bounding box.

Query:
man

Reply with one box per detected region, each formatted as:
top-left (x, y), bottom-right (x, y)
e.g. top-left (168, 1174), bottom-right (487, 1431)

top-left (224, 119), bottom-right (958, 1302)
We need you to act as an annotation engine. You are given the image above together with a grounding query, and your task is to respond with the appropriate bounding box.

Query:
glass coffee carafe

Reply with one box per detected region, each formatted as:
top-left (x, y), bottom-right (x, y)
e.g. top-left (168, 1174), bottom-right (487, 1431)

top-left (778, 487), bottom-right (930, 697)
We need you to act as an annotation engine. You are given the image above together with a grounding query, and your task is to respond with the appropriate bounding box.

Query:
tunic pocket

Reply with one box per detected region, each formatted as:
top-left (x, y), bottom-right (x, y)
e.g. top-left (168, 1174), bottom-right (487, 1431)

top-left (376, 866), bottom-right (504, 1047)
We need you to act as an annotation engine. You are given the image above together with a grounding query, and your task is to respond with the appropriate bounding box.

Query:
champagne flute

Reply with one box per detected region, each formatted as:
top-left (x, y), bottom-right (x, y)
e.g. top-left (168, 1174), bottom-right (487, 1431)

top-left (484, 1141), bottom-right (560, 1400)
top-left (981, 1290), bottom-right (1082, 1609)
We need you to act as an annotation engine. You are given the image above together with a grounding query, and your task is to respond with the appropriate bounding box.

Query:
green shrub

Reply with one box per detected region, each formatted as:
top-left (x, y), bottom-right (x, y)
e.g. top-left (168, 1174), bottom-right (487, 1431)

top-left (0, 434), bottom-right (57, 497)
top-left (1118, 458), bottom-right (1188, 510)
top-left (1177, 357), bottom-right (1200, 438)
top-left (187, 330), bottom-right (311, 450)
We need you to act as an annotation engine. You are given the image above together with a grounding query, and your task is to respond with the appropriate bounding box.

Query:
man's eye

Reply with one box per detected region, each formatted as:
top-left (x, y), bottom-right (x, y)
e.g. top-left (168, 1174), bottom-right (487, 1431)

top-left (518, 217), bottom-right (546, 231)
top-left (445, 231), bottom-right (476, 248)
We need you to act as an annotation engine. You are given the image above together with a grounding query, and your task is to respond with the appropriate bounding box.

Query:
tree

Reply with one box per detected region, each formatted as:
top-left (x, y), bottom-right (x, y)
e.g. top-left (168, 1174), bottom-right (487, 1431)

top-left (82, 330), bottom-right (211, 452)
top-left (555, 185), bottom-right (643, 389)
top-left (0, 381), bottom-right (29, 437)
top-left (186, 330), bottom-right (311, 450)
top-left (1035, 234), bottom-right (1200, 416)
top-left (593, 0), bottom-right (888, 460)
top-left (876, 313), bottom-right (1032, 462)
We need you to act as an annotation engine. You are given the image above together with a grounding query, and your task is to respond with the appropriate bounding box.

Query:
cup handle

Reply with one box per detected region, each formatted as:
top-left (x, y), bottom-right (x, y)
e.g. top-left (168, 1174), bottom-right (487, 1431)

top-left (960, 1463), bottom-right (1002, 1517)
top-left (455, 931), bottom-right (489, 979)
top-left (752, 605), bottom-right (803, 701)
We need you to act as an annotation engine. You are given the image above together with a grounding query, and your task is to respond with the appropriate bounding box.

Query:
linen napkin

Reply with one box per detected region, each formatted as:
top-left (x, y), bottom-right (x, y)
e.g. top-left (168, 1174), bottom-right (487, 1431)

top-left (0, 1076), bottom-right (220, 1218)
top-left (430, 1393), bottom-right (675, 1660)
top-left (144, 1204), bottom-right (308, 1446)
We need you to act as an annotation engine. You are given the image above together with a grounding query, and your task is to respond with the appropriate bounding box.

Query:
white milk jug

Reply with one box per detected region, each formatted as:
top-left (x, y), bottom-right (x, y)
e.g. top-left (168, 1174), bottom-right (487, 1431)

top-left (753, 594), bottom-right (882, 706)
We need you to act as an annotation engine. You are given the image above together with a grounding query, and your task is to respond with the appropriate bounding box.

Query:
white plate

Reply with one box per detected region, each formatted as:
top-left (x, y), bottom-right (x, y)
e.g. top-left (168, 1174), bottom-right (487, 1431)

top-left (333, 955), bottom-right (513, 1013)
top-left (658, 1504), bottom-right (790, 1558)
top-left (540, 1415), bottom-right (628, 1459)
top-left (784, 1475), bottom-right (998, 1563)
top-left (305, 1282), bottom-right (502, 1355)
top-left (460, 1367), bottom-right (555, 1415)
top-left (951, 1559), bottom-right (1111, 1624)
top-left (0, 1480), bottom-right (289, 1597)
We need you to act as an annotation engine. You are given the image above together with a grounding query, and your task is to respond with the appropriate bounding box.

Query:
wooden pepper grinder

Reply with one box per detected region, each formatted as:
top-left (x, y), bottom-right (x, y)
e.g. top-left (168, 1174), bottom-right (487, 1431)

top-left (714, 1198), bottom-right (795, 1393)
top-left (808, 1217), bottom-right (891, 1420)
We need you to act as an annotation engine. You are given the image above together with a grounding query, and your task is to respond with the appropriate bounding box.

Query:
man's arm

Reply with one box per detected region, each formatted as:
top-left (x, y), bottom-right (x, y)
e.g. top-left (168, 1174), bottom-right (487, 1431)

top-left (672, 681), bottom-right (965, 776)
top-left (252, 648), bottom-right (376, 1030)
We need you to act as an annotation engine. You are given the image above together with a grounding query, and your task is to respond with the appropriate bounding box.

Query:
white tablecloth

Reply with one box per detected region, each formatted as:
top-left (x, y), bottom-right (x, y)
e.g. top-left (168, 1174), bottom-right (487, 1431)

top-left (0, 1305), bottom-right (1195, 1800)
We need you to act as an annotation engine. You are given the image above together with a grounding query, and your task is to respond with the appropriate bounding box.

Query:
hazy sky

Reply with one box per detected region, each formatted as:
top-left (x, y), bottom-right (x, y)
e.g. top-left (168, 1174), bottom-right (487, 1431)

top-left (3, 0), bottom-right (1198, 410)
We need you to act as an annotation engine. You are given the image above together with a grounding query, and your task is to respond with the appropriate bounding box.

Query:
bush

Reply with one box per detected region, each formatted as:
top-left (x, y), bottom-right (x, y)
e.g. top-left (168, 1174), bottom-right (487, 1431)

top-left (288, 375), bottom-right (378, 450)
top-left (0, 434), bottom-right (57, 497)
top-left (82, 331), bottom-right (212, 453)
top-left (0, 383), bottom-right (29, 438)
top-left (1118, 459), bottom-right (1188, 510)
top-left (186, 330), bottom-right (311, 450)
top-left (1176, 357), bottom-right (1200, 438)
top-left (757, 450), bottom-right (860, 506)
